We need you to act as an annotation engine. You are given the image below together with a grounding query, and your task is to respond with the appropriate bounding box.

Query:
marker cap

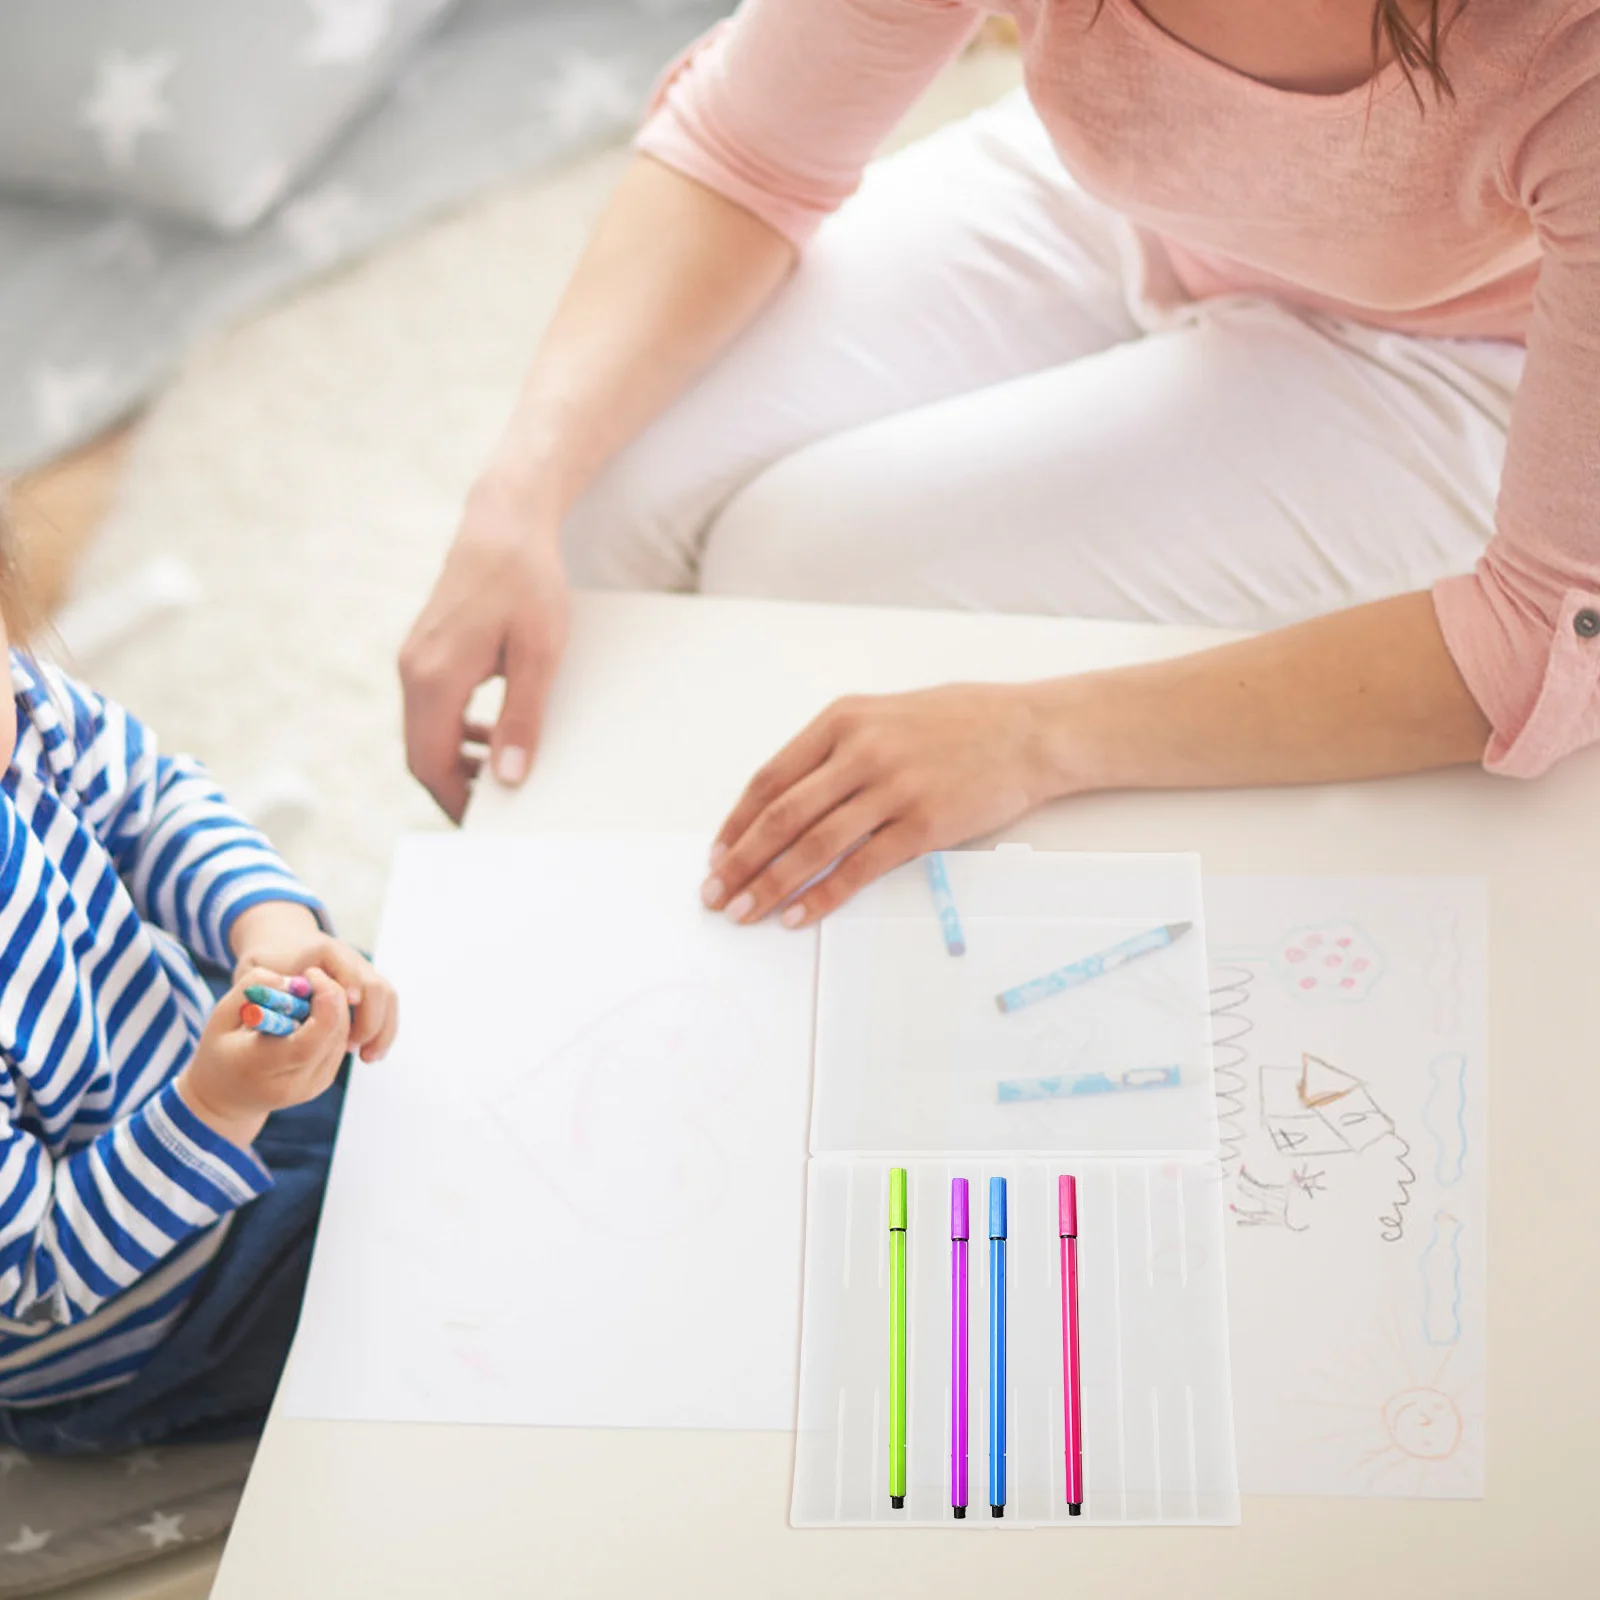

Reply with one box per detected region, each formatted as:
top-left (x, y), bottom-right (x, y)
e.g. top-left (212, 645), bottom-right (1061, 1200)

top-left (989, 1175), bottom-right (1007, 1239)
top-left (1058, 1174), bottom-right (1078, 1238)
top-left (951, 1177), bottom-right (969, 1241)
top-left (889, 1167), bottom-right (908, 1231)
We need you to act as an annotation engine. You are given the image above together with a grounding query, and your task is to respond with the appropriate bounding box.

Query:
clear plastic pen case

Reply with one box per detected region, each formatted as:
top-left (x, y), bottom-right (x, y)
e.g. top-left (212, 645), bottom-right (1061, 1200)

top-left (791, 850), bottom-right (1240, 1529)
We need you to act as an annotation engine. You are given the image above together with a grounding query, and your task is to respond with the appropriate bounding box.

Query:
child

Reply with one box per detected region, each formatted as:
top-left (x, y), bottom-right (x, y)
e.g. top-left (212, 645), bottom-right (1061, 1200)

top-left (0, 508), bottom-right (397, 1454)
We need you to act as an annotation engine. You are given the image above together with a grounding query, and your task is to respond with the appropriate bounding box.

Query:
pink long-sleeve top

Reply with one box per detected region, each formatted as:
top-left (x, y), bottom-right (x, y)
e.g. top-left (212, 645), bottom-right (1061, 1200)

top-left (638, 0), bottom-right (1600, 779)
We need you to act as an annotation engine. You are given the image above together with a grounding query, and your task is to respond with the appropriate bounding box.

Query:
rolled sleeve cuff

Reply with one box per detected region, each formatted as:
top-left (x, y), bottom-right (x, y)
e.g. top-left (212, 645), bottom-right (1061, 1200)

top-left (1434, 573), bottom-right (1600, 779)
top-left (147, 1081), bottom-right (275, 1206)
top-left (635, 22), bottom-right (836, 249)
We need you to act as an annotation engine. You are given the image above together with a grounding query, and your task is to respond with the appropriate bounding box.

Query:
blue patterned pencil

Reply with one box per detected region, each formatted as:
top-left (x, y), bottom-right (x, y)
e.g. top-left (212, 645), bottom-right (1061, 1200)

top-left (924, 853), bottom-right (966, 956)
top-left (995, 922), bottom-right (1192, 1014)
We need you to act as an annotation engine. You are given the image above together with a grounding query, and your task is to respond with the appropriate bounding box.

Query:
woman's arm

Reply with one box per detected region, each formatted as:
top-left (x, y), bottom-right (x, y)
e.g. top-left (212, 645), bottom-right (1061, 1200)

top-left (399, 0), bottom-right (981, 821)
top-left (701, 592), bottom-right (1491, 927)
top-left (399, 157), bottom-right (796, 820)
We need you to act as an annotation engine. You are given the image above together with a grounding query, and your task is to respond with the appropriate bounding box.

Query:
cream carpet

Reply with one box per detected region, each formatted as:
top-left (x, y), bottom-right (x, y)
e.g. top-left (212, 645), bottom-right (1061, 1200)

top-left (68, 48), bottom-right (1022, 946)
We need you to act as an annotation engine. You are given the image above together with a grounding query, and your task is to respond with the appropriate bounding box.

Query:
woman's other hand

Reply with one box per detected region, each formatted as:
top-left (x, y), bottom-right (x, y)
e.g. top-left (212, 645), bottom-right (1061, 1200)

top-left (400, 477), bottom-right (571, 822)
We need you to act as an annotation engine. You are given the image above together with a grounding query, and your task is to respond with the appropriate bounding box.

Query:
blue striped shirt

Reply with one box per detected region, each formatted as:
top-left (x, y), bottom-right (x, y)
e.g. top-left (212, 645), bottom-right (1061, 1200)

top-left (0, 652), bottom-right (323, 1407)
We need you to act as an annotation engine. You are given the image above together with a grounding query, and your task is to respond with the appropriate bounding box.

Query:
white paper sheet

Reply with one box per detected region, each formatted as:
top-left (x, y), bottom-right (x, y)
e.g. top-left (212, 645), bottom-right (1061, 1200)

top-left (279, 833), bottom-right (819, 1430)
top-left (1207, 876), bottom-right (1487, 1498)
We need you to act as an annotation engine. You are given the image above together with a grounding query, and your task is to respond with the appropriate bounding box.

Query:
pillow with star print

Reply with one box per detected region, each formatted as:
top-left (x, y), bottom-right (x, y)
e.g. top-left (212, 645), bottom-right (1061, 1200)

top-left (0, 0), bottom-right (459, 233)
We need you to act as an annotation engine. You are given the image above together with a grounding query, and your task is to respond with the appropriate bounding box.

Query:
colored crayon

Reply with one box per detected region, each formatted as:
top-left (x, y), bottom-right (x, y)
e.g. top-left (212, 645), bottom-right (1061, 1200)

top-left (286, 976), bottom-right (313, 1000)
top-left (244, 985), bottom-right (310, 1021)
top-left (241, 1003), bottom-right (296, 1038)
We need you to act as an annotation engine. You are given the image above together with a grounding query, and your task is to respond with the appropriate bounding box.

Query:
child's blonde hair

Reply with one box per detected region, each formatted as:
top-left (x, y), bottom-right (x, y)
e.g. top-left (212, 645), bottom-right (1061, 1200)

top-left (0, 488), bottom-right (37, 643)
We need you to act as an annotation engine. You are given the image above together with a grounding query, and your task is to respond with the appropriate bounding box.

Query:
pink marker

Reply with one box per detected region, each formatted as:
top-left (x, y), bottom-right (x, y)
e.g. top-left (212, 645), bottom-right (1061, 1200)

top-left (1059, 1174), bottom-right (1083, 1515)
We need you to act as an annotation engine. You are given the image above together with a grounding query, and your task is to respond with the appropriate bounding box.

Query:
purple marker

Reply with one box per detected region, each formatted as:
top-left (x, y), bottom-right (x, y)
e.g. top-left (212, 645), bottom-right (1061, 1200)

top-left (951, 1177), bottom-right (970, 1518)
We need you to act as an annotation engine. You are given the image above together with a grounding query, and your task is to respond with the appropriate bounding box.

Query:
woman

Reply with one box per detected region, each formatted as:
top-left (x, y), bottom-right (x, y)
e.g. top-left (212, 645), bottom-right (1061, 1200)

top-left (400, 0), bottom-right (1598, 927)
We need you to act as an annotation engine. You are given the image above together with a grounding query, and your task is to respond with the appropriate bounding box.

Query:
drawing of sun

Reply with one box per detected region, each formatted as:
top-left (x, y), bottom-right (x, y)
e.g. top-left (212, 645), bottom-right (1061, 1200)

top-left (1297, 1316), bottom-right (1480, 1497)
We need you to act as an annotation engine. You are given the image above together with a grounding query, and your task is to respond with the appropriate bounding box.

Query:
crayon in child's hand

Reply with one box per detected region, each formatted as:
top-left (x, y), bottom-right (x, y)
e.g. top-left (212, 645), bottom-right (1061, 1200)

top-left (286, 976), bottom-right (313, 1000)
top-left (242, 1002), bottom-right (297, 1037)
top-left (244, 984), bottom-right (311, 1021)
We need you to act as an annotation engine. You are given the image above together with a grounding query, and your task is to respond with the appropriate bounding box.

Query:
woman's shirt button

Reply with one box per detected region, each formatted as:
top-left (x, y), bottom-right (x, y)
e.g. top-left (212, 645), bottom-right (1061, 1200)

top-left (1575, 608), bottom-right (1600, 639)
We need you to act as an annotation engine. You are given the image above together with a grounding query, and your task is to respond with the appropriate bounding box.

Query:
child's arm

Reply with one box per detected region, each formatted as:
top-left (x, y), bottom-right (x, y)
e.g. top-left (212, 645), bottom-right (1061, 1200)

top-left (18, 658), bottom-right (324, 969)
top-left (0, 969), bottom-right (350, 1331)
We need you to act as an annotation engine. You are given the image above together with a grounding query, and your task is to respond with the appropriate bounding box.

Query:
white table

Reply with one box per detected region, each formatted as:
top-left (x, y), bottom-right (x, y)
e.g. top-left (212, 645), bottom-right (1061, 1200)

top-left (213, 592), bottom-right (1600, 1598)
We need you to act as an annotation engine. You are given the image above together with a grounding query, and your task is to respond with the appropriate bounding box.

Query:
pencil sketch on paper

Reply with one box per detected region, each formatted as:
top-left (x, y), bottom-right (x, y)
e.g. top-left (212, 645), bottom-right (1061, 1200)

top-left (1297, 1317), bottom-right (1478, 1496)
top-left (1422, 1053), bottom-right (1468, 1185)
top-left (1271, 922), bottom-right (1384, 1004)
top-left (1419, 1211), bottom-right (1464, 1347)
top-left (1423, 902), bottom-right (1466, 1036)
top-left (486, 979), bottom-right (762, 1240)
top-left (1223, 1051), bottom-right (1417, 1242)
top-left (1208, 965), bottom-right (1255, 1177)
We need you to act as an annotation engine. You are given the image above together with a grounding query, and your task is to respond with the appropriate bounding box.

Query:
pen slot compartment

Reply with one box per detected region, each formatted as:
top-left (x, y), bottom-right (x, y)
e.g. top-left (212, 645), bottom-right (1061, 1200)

top-left (793, 1156), bottom-right (1237, 1528)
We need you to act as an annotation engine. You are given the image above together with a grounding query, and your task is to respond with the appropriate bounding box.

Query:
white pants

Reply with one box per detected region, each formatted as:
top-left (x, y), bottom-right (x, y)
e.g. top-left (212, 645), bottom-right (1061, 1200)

top-left (564, 92), bottom-right (1525, 632)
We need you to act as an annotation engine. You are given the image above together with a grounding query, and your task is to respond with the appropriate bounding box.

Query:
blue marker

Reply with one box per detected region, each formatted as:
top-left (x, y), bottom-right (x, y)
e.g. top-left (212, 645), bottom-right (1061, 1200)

top-left (995, 922), bottom-right (1192, 1014)
top-left (923, 853), bottom-right (965, 957)
top-left (997, 1065), bottom-right (1184, 1102)
top-left (988, 1175), bottom-right (1008, 1518)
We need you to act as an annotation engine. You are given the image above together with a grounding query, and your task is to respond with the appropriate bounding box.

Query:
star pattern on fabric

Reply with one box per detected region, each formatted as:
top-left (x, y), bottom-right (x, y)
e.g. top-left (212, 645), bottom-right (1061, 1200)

top-left (136, 1510), bottom-right (185, 1549)
top-left (277, 184), bottom-right (361, 265)
top-left (32, 364), bottom-right (114, 437)
top-left (80, 50), bottom-right (177, 170)
top-left (542, 53), bottom-right (637, 141)
top-left (0, 1448), bottom-right (30, 1477)
top-left (3, 1525), bottom-right (51, 1555)
top-left (305, 0), bottom-right (397, 65)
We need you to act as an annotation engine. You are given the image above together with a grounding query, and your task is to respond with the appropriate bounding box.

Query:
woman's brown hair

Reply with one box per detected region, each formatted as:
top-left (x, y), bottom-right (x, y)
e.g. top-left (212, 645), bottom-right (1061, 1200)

top-left (1089, 2), bottom-right (1454, 105)
top-left (1374, 0), bottom-right (1454, 103)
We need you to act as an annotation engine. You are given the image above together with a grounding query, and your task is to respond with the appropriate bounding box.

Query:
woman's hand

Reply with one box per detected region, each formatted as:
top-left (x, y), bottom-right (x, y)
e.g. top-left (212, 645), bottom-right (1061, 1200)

top-left (700, 684), bottom-right (1054, 928)
top-left (177, 967), bottom-right (353, 1151)
top-left (400, 476), bottom-right (572, 823)
top-left (228, 902), bottom-right (398, 1064)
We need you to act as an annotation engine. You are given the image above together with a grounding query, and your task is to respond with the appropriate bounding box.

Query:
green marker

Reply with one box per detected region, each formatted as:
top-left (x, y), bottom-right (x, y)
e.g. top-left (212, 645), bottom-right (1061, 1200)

top-left (889, 1166), bottom-right (908, 1510)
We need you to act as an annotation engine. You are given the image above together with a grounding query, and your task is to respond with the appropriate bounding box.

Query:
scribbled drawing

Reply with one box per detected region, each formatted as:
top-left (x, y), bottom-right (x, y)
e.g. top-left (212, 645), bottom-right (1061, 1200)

top-left (1298, 1317), bottom-right (1479, 1496)
top-left (1381, 1386), bottom-right (1464, 1462)
top-left (1272, 922), bottom-right (1385, 1003)
top-left (1419, 1211), bottom-right (1464, 1347)
top-left (1290, 1165), bottom-right (1328, 1199)
top-left (1229, 1165), bottom-right (1309, 1231)
top-left (487, 981), bottom-right (760, 1240)
top-left (1422, 1053), bottom-right (1468, 1185)
top-left (1423, 902), bottom-right (1464, 1036)
top-left (1208, 965), bottom-right (1256, 1176)
top-left (1252, 1055), bottom-right (1415, 1241)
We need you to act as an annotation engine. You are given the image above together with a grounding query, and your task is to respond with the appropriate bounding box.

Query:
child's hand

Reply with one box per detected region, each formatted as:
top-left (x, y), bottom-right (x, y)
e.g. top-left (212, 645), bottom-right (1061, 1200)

top-left (177, 968), bottom-right (352, 1150)
top-left (229, 904), bottom-right (398, 1063)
